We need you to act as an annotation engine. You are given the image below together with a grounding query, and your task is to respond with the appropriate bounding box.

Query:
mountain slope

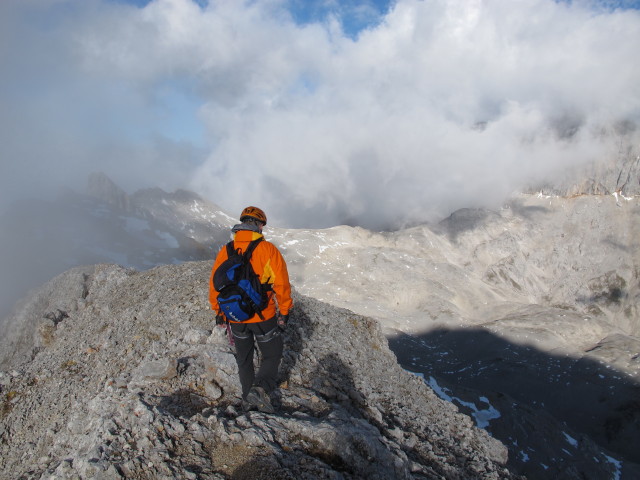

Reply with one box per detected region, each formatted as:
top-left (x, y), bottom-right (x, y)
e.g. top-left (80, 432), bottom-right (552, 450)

top-left (0, 262), bottom-right (516, 479)
top-left (275, 194), bottom-right (640, 474)
top-left (0, 173), bottom-right (234, 319)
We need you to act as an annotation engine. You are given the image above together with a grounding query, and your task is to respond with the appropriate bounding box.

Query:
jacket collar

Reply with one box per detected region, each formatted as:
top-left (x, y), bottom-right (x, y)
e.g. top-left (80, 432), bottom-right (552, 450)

top-left (232, 222), bottom-right (262, 234)
top-left (233, 228), bottom-right (264, 242)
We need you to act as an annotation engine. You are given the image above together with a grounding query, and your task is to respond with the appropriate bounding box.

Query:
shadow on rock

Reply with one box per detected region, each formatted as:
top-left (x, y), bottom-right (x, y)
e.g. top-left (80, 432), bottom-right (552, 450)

top-left (277, 306), bottom-right (316, 388)
top-left (277, 352), bottom-right (406, 479)
top-left (139, 389), bottom-right (212, 419)
top-left (388, 327), bottom-right (640, 479)
top-left (232, 455), bottom-right (294, 480)
top-left (434, 208), bottom-right (500, 242)
top-left (157, 389), bottom-right (212, 418)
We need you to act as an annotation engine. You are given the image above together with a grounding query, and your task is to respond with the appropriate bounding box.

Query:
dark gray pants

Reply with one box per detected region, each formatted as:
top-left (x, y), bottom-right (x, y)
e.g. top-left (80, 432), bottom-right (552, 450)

top-left (230, 316), bottom-right (283, 399)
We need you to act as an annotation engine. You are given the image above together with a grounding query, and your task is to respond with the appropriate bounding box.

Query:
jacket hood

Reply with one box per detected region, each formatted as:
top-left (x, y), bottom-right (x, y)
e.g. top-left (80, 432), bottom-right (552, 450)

top-left (232, 222), bottom-right (262, 234)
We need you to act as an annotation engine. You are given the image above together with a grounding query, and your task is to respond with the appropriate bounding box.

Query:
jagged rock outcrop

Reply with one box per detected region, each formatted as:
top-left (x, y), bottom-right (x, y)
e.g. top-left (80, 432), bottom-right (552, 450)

top-left (86, 172), bottom-right (234, 250)
top-left (128, 186), bottom-right (233, 249)
top-left (0, 262), bottom-right (516, 479)
top-left (87, 173), bottom-right (131, 212)
top-left (527, 135), bottom-right (640, 197)
top-left (0, 173), bottom-right (233, 319)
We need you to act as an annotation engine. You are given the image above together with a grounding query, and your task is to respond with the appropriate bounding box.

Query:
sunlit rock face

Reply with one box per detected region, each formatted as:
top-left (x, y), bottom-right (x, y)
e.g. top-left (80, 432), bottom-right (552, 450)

top-left (272, 192), bottom-right (640, 478)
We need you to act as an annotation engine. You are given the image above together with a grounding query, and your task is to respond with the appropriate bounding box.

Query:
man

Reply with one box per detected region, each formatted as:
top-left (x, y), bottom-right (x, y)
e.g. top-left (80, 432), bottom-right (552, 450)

top-left (209, 206), bottom-right (293, 413)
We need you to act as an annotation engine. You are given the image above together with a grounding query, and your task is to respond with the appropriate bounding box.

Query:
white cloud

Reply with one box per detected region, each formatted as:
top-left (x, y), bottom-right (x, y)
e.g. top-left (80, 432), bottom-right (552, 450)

top-left (1, 0), bottom-right (639, 228)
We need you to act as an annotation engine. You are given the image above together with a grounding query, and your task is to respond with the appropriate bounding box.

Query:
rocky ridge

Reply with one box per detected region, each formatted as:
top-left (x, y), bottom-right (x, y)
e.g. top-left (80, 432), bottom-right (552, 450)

top-left (529, 141), bottom-right (640, 197)
top-left (0, 262), bottom-right (518, 480)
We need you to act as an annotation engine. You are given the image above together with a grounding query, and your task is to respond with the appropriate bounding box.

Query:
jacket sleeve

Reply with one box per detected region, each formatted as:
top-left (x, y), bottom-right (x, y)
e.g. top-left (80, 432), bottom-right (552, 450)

top-left (269, 245), bottom-right (293, 315)
top-left (209, 246), bottom-right (228, 313)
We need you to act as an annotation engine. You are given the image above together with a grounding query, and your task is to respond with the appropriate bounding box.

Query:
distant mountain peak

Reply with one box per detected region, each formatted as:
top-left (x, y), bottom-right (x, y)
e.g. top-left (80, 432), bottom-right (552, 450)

top-left (86, 172), bottom-right (130, 211)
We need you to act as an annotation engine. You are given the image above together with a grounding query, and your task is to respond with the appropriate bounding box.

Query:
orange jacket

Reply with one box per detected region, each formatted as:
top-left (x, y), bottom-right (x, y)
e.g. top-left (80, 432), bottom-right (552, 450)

top-left (209, 229), bottom-right (293, 323)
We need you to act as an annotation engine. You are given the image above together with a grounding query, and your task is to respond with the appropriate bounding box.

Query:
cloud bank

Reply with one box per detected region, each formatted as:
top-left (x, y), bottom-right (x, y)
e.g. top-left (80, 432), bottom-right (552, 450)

top-left (1, 0), bottom-right (639, 229)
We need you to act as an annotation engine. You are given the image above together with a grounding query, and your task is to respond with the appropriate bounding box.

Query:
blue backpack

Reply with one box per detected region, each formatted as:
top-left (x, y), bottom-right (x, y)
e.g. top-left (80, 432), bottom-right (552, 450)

top-left (213, 238), bottom-right (269, 322)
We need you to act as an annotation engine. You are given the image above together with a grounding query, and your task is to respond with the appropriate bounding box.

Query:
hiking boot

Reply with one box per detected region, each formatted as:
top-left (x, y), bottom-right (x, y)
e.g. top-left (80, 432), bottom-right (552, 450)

top-left (246, 386), bottom-right (275, 413)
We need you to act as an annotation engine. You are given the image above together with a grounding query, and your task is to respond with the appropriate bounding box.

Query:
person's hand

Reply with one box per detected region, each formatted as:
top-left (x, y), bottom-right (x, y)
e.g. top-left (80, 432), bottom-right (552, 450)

top-left (277, 314), bottom-right (289, 330)
top-left (215, 314), bottom-right (226, 327)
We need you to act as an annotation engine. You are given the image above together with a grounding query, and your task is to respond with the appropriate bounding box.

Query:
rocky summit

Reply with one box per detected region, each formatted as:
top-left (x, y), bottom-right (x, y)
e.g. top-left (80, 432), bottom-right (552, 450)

top-left (0, 261), bottom-right (515, 480)
top-left (1, 257), bottom-right (637, 479)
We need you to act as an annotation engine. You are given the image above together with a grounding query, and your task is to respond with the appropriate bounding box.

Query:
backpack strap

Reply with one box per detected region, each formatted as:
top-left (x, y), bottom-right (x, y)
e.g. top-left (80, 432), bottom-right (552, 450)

top-left (227, 236), bottom-right (263, 259)
top-left (243, 237), bottom-right (264, 260)
top-left (246, 238), bottom-right (267, 320)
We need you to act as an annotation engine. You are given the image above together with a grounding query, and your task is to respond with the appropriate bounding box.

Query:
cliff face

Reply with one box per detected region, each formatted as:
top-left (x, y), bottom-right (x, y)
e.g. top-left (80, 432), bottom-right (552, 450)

top-left (0, 262), bottom-right (514, 480)
top-left (527, 139), bottom-right (640, 197)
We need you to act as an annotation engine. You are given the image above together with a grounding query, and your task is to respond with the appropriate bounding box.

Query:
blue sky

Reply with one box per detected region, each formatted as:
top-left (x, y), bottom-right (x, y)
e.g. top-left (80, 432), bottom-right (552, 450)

top-left (1, 0), bottom-right (639, 229)
top-left (286, 0), bottom-right (394, 37)
top-left (112, 0), bottom-right (395, 32)
top-left (109, 0), bottom-right (640, 34)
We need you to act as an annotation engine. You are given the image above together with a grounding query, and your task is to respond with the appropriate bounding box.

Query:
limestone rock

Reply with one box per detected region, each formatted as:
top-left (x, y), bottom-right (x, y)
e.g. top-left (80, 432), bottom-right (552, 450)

top-left (0, 262), bottom-right (516, 480)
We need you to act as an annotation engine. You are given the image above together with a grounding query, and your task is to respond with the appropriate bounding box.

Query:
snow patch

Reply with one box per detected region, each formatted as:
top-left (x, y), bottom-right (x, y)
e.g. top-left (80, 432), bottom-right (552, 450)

top-left (190, 200), bottom-right (203, 214)
top-left (157, 232), bottom-right (179, 249)
top-left (604, 455), bottom-right (622, 480)
top-left (563, 431), bottom-right (578, 447)
top-left (427, 377), bottom-right (501, 429)
top-left (612, 191), bottom-right (633, 204)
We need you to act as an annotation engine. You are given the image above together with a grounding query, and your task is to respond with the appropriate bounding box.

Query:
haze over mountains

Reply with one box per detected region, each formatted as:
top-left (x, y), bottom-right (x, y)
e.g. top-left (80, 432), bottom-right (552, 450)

top-left (0, 143), bottom-right (639, 478)
top-left (3, 0), bottom-right (640, 232)
top-left (2, 1), bottom-right (640, 476)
